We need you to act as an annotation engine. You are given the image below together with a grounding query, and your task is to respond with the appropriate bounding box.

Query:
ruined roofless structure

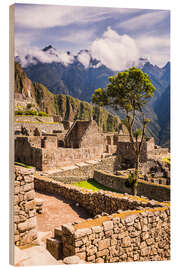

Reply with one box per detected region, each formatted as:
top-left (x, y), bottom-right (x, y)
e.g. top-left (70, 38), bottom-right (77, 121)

top-left (15, 115), bottom-right (169, 171)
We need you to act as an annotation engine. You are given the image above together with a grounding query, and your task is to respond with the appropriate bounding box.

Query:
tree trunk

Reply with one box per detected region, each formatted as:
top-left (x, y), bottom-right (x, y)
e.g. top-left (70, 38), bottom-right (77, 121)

top-left (133, 154), bottom-right (140, 196)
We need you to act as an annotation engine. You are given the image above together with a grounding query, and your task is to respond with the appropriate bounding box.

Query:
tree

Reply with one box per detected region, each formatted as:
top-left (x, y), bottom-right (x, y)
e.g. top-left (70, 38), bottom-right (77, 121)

top-left (92, 67), bottom-right (156, 196)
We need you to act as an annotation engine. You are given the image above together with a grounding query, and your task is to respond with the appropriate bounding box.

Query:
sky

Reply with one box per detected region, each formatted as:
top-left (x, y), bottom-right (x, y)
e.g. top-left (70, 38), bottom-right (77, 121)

top-left (14, 3), bottom-right (170, 70)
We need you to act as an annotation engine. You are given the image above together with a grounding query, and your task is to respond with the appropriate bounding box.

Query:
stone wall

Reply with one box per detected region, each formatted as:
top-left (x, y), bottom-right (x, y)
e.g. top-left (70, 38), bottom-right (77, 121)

top-left (41, 145), bottom-right (104, 170)
top-left (50, 156), bottom-right (116, 181)
top-left (15, 136), bottom-right (106, 170)
top-left (15, 121), bottom-right (64, 136)
top-left (94, 170), bottom-right (170, 202)
top-left (51, 206), bottom-right (170, 262)
top-left (117, 141), bottom-right (148, 166)
top-left (14, 166), bottom-right (38, 246)
top-left (34, 175), bottom-right (163, 216)
top-left (15, 137), bottom-right (43, 170)
top-left (80, 121), bottom-right (104, 148)
top-left (15, 115), bottom-right (55, 123)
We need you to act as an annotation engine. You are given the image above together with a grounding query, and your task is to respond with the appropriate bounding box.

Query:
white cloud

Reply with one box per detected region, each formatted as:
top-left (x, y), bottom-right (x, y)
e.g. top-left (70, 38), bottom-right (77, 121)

top-left (77, 51), bottom-right (91, 68)
top-left (16, 47), bottom-right (74, 67)
top-left (136, 35), bottom-right (170, 67)
top-left (90, 27), bottom-right (139, 71)
top-left (117, 10), bottom-right (169, 31)
top-left (15, 5), bottom-right (119, 29)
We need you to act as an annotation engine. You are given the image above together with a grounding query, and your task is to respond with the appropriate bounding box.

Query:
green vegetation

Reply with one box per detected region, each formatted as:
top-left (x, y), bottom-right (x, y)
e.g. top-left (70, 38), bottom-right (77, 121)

top-left (15, 110), bottom-right (49, 117)
top-left (92, 67), bottom-right (156, 196)
top-left (15, 61), bottom-right (121, 132)
top-left (15, 110), bottom-right (37, 116)
top-left (38, 111), bottom-right (49, 117)
top-left (162, 157), bottom-right (170, 165)
top-left (15, 162), bottom-right (33, 169)
top-left (73, 179), bottom-right (116, 192)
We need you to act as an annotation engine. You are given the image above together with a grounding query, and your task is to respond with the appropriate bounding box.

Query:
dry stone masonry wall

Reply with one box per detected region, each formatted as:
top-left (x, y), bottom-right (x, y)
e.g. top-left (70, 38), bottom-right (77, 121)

top-left (56, 207), bottom-right (170, 263)
top-left (14, 166), bottom-right (38, 246)
top-left (94, 170), bottom-right (170, 202)
top-left (34, 175), bottom-right (163, 216)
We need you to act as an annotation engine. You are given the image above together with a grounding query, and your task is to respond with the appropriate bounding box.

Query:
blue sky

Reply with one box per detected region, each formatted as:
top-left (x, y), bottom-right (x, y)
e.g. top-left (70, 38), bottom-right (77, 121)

top-left (14, 3), bottom-right (170, 69)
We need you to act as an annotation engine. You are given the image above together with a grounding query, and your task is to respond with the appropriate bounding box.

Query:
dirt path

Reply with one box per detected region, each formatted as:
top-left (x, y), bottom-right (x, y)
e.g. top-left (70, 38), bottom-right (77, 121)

top-left (35, 191), bottom-right (91, 235)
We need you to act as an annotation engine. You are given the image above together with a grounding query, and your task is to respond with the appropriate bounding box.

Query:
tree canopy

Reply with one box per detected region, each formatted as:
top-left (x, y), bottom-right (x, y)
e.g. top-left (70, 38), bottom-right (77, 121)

top-left (92, 67), bottom-right (156, 195)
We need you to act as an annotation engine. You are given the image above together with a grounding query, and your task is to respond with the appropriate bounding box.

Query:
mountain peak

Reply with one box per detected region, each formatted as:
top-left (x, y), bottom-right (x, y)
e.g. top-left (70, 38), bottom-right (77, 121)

top-left (42, 45), bottom-right (55, 52)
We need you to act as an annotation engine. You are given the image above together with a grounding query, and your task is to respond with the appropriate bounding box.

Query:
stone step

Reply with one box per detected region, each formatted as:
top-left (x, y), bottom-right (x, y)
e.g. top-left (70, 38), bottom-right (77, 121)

top-left (46, 237), bottom-right (62, 260)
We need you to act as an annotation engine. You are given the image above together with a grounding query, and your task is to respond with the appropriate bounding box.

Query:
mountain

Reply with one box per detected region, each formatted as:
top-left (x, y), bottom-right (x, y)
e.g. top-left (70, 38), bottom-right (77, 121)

top-left (16, 46), bottom-right (170, 147)
top-left (154, 85), bottom-right (170, 147)
top-left (20, 46), bottom-right (114, 101)
top-left (14, 62), bottom-right (122, 133)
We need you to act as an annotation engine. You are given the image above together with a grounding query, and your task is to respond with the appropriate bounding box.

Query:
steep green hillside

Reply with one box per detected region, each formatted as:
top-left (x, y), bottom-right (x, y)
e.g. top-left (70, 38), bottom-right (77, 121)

top-left (15, 62), bottom-right (121, 132)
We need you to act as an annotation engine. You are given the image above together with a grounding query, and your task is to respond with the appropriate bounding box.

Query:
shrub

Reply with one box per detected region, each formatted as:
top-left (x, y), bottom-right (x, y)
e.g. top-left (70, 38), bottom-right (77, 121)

top-left (125, 172), bottom-right (138, 189)
top-left (38, 111), bottom-right (49, 117)
top-left (15, 110), bottom-right (24, 115)
top-left (24, 110), bottom-right (38, 116)
top-left (26, 103), bottom-right (33, 109)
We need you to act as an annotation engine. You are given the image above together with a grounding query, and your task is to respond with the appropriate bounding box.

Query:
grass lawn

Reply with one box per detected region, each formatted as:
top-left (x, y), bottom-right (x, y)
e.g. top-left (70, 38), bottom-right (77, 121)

top-left (73, 179), bottom-right (116, 192)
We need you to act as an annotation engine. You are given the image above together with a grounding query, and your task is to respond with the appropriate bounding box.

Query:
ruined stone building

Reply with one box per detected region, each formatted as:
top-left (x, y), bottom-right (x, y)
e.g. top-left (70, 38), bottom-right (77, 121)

top-left (15, 115), bottom-right (169, 171)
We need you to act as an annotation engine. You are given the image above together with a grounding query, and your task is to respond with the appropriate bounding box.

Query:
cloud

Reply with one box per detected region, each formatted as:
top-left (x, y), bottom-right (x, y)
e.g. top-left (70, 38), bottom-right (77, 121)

top-left (15, 4), bottom-right (118, 29)
top-left (136, 35), bottom-right (170, 67)
top-left (77, 51), bottom-right (91, 68)
top-left (117, 10), bottom-right (169, 31)
top-left (16, 47), bottom-right (74, 67)
top-left (90, 27), bottom-right (139, 71)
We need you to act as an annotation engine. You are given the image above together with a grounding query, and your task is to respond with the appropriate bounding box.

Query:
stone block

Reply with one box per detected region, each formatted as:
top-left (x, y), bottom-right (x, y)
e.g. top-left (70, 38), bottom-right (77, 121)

top-left (24, 200), bottom-right (36, 211)
top-left (91, 226), bottom-right (103, 233)
top-left (109, 246), bottom-right (118, 256)
top-left (63, 255), bottom-right (83, 264)
top-left (133, 254), bottom-right (139, 261)
top-left (96, 248), bottom-right (109, 257)
top-left (20, 229), bottom-right (37, 245)
top-left (46, 238), bottom-right (62, 260)
top-left (111, 239), bottom-right (117, 246)
top-left (76, 252), bottom-right (86, 261)
top-left (105, 229), bottom-right (113, 237)
top-left (103, 220), bottom-right (113, 231)
top-left (121, 236), bottom-right (131, 247)
top-left (141, 247), bottom-right (150, 256)
top-left (98, 238), bottom-right (110, 251)
top-left (24, 183), bottom-right (34, 192)
top-left (146, 238), bottom-right (154, 246)
top-left (18, 221), bottom-right (28, 232)
top-left (141, 232), bottom-right (149, 240)
top-left (87, 255), bottom-right (95, 262)
top-left (62, 223), bottom-right (75, 235)
top-left (74, 240), bottom-right (83, 247)
top-left (95, 257), bottom-right (104, 263)
top-left (74, 228), bottom-right (92, 239)
top-left (87, 246), bottom-right (97, 256)
top-left (27, 217), bottom-right (36, 230)
top-left (24, 190), bottom-right (35, 201)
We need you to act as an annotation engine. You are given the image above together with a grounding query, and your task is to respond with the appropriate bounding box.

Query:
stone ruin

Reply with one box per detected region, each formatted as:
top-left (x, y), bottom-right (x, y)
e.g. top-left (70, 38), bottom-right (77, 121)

top-left (13, 115), bottom-right (170, 264)
top-left (13, 166), bottom-right (170, 264)
top-left (15, 115), bottom-right (169, 172)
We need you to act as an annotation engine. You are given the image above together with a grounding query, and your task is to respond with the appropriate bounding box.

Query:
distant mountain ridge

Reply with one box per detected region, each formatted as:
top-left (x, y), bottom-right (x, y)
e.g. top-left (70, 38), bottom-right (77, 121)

top-left (15, 62), bottom-right (122, 133)
top-left (15, 46), bottom-right (170, 147)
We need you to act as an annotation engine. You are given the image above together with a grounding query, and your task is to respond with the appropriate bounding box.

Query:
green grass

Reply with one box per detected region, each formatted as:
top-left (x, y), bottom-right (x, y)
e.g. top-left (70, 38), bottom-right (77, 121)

top-left (72, 179), bottom-right (117, 192)
top-left (162, 157), bottom-right (170, 165)
top-left (15, 162), bottom-right (33, 169)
